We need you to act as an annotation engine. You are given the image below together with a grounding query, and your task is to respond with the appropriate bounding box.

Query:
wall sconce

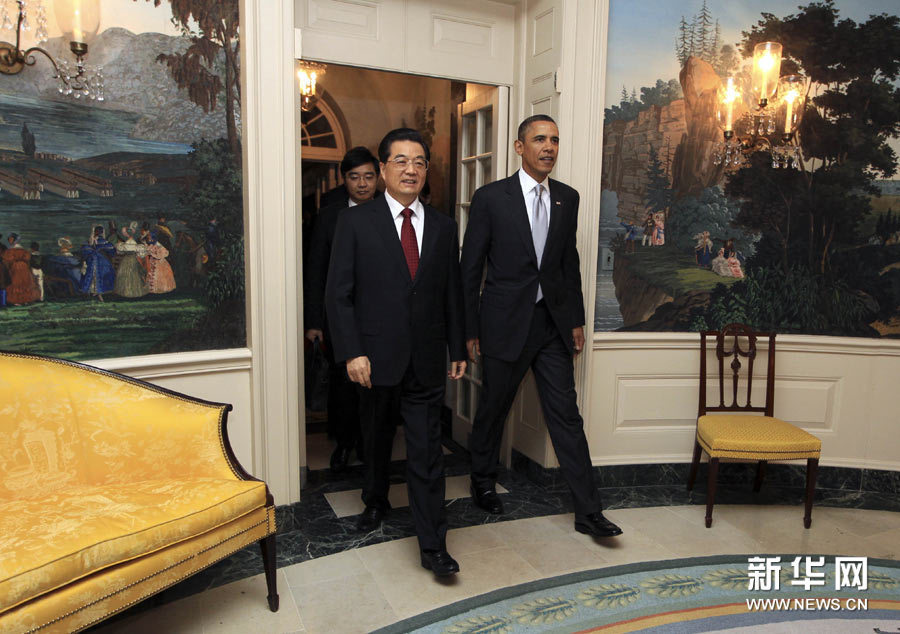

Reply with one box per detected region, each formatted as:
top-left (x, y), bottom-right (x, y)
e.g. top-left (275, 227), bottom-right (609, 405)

top-left (297, 60), bottom-right (325, 112)
top-left (713, 41), bottom-right (807, 170)
top-left (0, 0), bottom-right (104, 101)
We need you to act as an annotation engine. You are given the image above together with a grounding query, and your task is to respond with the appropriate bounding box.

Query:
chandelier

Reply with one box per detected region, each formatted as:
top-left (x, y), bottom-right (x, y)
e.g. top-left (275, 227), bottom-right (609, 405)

top-left (0, 0), bottom-right (104, 101)
top-left (297, 60), bottom-right (326, 112)
top-left (712, 41), bottom-right (808, 170)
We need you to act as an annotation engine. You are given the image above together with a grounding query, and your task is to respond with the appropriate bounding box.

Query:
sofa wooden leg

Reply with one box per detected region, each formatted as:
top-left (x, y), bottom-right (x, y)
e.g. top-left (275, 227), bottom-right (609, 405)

top-left (260, 533), bottom-right (279, 612)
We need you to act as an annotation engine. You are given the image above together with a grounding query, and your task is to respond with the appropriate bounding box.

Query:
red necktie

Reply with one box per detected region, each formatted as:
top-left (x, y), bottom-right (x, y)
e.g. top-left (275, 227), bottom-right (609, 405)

top-left (400, 208), bottom-right (419, 279)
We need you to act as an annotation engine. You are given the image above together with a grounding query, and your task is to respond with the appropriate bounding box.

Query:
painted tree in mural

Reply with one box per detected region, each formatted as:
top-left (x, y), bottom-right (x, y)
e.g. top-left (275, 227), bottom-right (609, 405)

top-left (644, 147), bottom-right (672, 216)
top-left (698, 2), bottom-right (900, 336)
top-left (728, 2), bottom-right (900, 274)
top-left (137, 0), bottom-right (241, 164)
top-left (675, 2), bottom-right (738, 77)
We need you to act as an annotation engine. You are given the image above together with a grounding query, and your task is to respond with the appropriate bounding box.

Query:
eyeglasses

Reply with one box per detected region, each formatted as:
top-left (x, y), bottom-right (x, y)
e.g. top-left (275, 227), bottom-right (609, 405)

top-left (387, 156), bottom-right (429, 170)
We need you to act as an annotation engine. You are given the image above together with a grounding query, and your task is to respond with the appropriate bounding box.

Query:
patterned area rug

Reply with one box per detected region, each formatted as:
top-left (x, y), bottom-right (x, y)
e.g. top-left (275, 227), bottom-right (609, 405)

top-left (374, 555), bottom-right (900, 633)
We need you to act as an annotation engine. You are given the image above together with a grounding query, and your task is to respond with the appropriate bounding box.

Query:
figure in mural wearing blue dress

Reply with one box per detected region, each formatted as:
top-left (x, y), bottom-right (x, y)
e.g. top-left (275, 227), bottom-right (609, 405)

top-left (694, 231), bottom-right (713, 268)
top-left (620, 221), bottom-right (640, 254)
top-left (79, 226), bottom-right (116, 301)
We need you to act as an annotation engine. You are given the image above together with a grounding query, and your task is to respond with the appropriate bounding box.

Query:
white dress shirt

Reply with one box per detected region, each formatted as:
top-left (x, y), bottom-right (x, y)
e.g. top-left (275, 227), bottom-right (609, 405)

top-left (518, 168), bottom-right (551, 230)
top-left (347, 198), bottom-right (358, 207)
top-left (384, 191), bottom-right (424, 256)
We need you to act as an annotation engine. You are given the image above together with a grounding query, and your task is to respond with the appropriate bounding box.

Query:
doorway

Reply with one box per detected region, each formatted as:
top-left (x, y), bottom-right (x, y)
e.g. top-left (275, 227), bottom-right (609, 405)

top-left (299, 63), bottom-right (509, 481)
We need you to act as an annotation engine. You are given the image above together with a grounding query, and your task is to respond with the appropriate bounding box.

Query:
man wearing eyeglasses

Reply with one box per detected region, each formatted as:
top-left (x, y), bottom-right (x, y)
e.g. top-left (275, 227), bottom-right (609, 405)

top-left (461, 115), bottom-right (623, 539)
top-left (305, 146), bottom-right (381, 472)
top-left (326, 128), bottom-right (467, 577)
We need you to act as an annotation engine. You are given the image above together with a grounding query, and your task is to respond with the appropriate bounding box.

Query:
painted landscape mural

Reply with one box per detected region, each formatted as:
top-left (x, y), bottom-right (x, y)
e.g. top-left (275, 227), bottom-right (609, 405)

top-left (0, 1), bottom-right (244, 360)
top-left (595, 0), bottom-right (900, 338)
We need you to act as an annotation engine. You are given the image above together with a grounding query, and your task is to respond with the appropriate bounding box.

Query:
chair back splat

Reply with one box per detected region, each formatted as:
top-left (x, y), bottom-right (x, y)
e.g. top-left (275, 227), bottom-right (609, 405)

top-left (700, 323), bottom-right (776, 417)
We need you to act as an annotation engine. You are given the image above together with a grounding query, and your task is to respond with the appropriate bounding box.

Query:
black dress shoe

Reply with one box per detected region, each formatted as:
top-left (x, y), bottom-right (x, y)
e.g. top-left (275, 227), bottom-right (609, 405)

top-left (330, 446), bottom-right (352, 472)
top-left (470, 484), bottom-right (504, 514)
top-left (574, 512), bottom-right (623, 537)
top-left (420, 549), bottom-right (460, 577)
top-left (356, 506), bottom-right (387, 532)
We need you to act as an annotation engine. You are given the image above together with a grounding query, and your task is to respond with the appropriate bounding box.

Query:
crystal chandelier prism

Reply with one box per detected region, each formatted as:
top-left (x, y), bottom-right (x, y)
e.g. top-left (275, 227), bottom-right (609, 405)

top-left (0, 0), bottom-right (104, 101)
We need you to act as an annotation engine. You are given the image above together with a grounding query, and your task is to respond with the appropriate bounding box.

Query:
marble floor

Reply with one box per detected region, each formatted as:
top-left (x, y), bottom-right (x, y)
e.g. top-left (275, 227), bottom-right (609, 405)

top-left (97, 504), bottom-right (900, 633)
top-left (92, 430), bottom-right (900, 633)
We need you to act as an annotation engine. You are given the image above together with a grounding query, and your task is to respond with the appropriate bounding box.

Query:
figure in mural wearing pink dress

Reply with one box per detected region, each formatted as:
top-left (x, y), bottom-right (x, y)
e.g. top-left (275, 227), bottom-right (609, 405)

top-left (727, 253), bottom-right (744, 278)
top-left (145, 232), bottom-right (176, 294)
top-left (650, 212), bottom-right (665, 246)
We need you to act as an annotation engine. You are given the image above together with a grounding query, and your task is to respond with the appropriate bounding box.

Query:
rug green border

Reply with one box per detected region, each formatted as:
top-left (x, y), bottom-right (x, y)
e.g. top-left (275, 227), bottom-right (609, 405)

top-left (372, 554), bottom-right (900, 634)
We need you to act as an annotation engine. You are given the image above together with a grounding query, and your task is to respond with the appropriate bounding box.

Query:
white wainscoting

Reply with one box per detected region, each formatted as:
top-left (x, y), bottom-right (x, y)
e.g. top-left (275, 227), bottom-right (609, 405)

top-left (585, 333), bottom-right (900, 471)
top-left (90, 349), bottom-right (255, 474)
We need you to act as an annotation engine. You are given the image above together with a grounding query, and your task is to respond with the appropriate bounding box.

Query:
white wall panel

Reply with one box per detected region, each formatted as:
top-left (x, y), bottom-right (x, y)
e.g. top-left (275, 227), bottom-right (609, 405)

top-left (296, 0), bottom-right (405, 71)
top-left (406, 0), bottom-right (515, 84)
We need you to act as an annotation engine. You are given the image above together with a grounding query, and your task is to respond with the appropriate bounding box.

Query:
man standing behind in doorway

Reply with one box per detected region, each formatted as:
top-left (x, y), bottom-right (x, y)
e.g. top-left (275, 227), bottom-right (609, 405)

top-left (326, 128), bottom-right (467, 577)
top-left (305, 146), bottom-right (380, 472)
top-left (460, 115), bottom-right (623, 539)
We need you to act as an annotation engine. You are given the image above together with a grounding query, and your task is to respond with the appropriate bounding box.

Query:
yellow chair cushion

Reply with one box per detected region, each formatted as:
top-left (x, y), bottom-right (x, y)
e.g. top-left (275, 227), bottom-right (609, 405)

top-left (0, 478), bottom-right (266, 613)
top-left (697, 414), bottom-right (821, 461)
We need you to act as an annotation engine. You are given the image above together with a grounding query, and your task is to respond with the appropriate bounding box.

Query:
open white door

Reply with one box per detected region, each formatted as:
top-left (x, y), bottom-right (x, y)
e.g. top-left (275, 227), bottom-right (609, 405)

top-left (449, 85), bottom-right (509, 450)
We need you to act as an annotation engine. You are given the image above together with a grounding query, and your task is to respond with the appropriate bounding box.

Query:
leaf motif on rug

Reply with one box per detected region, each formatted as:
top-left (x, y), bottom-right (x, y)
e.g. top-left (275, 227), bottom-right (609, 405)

top-left (703, 568), bottom-right (750, 590)
top-left (640, 574), bottom-right (703, 597)
top-left (867, 572), bottom-right (899, 590)
top-left (577, 584), bottom-right (641, 609)
top-left (508, 597), bottom-right (578, 624)
top-left (442, 615), bottom-right (512, 634)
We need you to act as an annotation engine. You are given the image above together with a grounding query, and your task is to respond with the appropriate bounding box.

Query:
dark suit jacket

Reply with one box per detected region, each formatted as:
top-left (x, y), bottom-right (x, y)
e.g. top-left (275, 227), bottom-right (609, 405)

top-left (304, 194), bottom-right (383, 333)
top-left (460, 172), bottom-right (586, 362)
top-left (325, 197), bottom-right (466, 387)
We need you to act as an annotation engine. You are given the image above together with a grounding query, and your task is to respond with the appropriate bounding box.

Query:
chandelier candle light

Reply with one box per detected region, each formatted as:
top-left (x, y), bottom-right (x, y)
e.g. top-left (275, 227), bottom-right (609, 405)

top-left (0, 0), bottom-right (104, 100)
top-left (297, 60), bottom-right (326, 112)
top-left (713, 41), bottom-right (807, 171)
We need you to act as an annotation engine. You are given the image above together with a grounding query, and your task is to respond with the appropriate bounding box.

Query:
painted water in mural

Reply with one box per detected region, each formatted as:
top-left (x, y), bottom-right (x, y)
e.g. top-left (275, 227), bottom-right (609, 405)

top-left (595, 0), bottom-right (900, 338)
top-left (0, 2), bottom-right (244, 360)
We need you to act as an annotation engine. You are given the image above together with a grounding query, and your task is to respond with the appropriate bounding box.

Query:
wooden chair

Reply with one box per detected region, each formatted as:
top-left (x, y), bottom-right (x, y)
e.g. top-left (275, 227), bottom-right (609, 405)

top-left (686, 323), bottom-right (821, 528)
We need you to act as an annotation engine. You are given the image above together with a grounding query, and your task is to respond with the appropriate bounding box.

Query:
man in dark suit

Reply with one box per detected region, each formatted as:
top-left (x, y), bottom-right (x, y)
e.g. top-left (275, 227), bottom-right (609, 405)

top-left (326, 128), bottom-right (467, 576)
top-left (460, 115), bottom-right (623, 538)
top-left (305, 146), bottom-right (380, 471)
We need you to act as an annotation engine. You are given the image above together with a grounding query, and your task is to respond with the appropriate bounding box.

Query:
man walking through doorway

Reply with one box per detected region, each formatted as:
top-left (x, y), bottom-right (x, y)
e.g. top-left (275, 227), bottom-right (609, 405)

top-left (326, 128), bottom-right (467, 576)
top-left (461, 115), bottom-right (623, 538)
top-left (305, 146), bottom-right (380, 471)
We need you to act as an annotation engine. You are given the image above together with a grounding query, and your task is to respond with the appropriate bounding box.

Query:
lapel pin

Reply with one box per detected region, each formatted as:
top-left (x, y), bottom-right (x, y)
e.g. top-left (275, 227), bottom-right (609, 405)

top-left (555, 201), bottom-right (562, 205)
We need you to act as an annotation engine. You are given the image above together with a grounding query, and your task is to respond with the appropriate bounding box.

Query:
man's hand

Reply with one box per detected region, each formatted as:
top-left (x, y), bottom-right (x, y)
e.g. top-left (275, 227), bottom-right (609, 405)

top-left (448, 360), bottom-right (467, 380)
top-left (346, 355), bottom-right (372, 388)
top-left (305, 328), bottom-right (323, 343)
top-left (466, 338), bottom-right (481, 363)
top-left (572, 327), bottom-right (585, 357)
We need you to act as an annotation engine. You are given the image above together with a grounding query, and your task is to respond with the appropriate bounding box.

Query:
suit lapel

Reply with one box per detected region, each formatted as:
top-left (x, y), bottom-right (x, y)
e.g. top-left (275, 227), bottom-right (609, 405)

top-left (413, 206), bottom-right (440, 286)
top-left (544, 179), bottom-right (565, 268)
top-left (505, 174), bottom-right (538, 266)
top-left (370, 197), bottom-right (412, 282)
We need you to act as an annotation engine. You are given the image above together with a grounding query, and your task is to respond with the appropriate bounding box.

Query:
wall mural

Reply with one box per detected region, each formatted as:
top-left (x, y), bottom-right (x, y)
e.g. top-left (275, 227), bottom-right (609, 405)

top-left (595, 0), bottom-right (900, 338)
top-left (0, 0), bottom-right (244, 360)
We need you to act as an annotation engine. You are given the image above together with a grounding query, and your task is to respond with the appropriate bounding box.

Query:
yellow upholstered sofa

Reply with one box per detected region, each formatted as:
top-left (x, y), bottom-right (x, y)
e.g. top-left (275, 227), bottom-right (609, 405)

top-left (0, 352), bottom-right (278, 633)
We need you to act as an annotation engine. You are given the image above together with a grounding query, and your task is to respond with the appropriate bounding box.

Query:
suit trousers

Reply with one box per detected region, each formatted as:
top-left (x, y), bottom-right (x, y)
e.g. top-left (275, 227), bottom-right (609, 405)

top-left (469, 301), bottom-right (601, 516)
top-left (325, 348), bottom-right (361, 451)
top-left (357, 366), bottom-right (448, 551)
